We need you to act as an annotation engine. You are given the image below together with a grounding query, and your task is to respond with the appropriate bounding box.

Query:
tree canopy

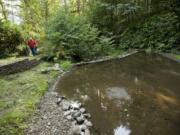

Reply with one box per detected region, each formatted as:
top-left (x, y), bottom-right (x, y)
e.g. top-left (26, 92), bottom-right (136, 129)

top-left (0, 0), bottom-right (179, 60)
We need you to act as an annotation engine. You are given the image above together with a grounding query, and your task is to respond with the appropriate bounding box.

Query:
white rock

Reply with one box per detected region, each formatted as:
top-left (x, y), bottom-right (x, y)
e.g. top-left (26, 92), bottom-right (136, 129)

top-left (64, 111), bottom-right (71, 116)
top-left (47, 122), bottom-right (51, 126)
top-left (66, 115), bottom-right (72, 120)
top-left (54, 63), bottom-right (60, 69)
top-left (84, 120), bottom-right (92, 127)
top-left (56, 97), bottom-right (62, 105)
top-left (42, 115), bottom-right (47, 120)
top-left (72, 111), bottom-right (81, 118)
top-left (76, 115), bottom-right (85, 125)
top-left (69, 126), bottom-right (81, 135)
top-left (80, 108), bottom-right (86, 114)
top-left (62, 102), bottom-right (70, 111)
top-left (124, 108), bottom-right (128, 112)
top-left (80, 124), bottom-right (87, 131)
top-left (84, 113), bottom-right (91, 119)
top-left (84, 129), bottom-right (90, 135)
top-left (81, 95), bottom-right (90, 101)
top-left (71, 102), bottom-right (81, 110)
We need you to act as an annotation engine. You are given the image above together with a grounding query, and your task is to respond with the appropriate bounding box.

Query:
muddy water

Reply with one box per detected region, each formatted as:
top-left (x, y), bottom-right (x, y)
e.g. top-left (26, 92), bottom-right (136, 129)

top-left (56, 52), bottom-right (180, 135)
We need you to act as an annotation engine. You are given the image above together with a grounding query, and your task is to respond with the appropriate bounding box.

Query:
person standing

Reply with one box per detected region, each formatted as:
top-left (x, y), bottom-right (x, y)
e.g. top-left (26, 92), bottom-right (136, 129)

top-left (27, 37), bottom-right (38, 56)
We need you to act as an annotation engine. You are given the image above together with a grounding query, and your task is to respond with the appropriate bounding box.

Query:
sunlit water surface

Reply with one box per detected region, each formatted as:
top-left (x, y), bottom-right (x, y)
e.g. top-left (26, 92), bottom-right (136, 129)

top-left (56, 52), bottom-right (180, 135)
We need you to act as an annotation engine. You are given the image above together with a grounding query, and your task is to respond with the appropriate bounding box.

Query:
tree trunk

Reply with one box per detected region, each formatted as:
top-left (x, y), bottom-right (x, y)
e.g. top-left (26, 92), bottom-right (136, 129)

top-left (77, 0), bottom-right (81, 14)
top-left (0, 0), bottom-right (8, 20)
top-left (44, 0), bottom-right (49, 21)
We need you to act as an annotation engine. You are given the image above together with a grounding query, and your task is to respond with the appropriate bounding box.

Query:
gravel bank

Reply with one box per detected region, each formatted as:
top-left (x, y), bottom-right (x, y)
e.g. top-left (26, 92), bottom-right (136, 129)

top-left (25, 90), bottom-right (72, 135)
top-left (26, 72), bottom-right (92, 135)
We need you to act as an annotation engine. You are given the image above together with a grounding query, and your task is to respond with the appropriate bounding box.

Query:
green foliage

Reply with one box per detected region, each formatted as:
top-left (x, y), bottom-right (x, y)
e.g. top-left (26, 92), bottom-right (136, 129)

top-left (118, 13), bottom-right (180, 53)
top-left (88, 1), bottom-right (142, 33)
top-left (0, 21), bottom-right (22, 58)
top-left (175, 54), bottom-right (180, 59)
top-left (46, 9), bottom-right (115, 61)
top-left (171, 0), bottom-right (180, 29)
top-left (59, 60), bottom-right (72, 71)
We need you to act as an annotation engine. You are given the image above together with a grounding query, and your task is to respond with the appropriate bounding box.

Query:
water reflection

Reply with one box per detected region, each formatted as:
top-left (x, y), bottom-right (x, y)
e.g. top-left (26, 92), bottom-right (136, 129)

top-left (114, 125), bottom-right (131, 135)
top-left (106, 87), bottom-right (131, 100)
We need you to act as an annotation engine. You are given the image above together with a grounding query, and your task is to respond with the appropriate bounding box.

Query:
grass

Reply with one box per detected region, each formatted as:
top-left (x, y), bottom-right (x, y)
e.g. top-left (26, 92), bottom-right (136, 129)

top-left (0, 57), bottom-right (31, 65)
top-left (175, 54), bottom-right (180, 60)
top-left (0, 62), bottom-right (59, 135)
top-left (0, 54), bottom-right (43, 66)
top-left (59, 60), bottom-right (72, 71)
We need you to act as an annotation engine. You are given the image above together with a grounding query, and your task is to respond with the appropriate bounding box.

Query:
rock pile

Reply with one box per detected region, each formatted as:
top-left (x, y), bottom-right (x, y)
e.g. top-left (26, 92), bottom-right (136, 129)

top-left (26, 91), bottom-right (72, 135)
top-left (41, 63), bottom-right (63, 74)
top-left (56, 96), bottom-right (93, 135)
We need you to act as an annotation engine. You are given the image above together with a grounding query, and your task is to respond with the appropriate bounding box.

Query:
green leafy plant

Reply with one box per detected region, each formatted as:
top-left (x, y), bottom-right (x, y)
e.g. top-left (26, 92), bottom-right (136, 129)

top-left (46, 9), bottom-right (115, 62)
top-left (118, 13), bottom-right (180, 53)
top-left (0, 21), bottom-right (22, 58)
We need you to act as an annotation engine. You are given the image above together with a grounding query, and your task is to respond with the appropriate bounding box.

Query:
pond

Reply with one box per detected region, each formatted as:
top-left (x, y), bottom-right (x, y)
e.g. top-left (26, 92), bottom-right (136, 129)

top-left (56, 52), bottom-right (180, 135)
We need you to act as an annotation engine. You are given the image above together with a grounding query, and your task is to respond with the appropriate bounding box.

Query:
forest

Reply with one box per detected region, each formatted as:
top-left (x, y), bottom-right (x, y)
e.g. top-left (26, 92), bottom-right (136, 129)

top-left (0, 0), bottom-right (179, 61)
top-left (0, 0), bottom-right (180, 135)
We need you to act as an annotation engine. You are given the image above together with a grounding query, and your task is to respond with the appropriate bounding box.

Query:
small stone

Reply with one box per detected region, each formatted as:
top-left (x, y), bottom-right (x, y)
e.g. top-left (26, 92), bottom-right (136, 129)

top-left (84, 120), bottom-right (92, 127)
top-left (72, 102), bottom-right (81, 110)
top-left (80, 108), bottom-right (86, 114)
top-left (51, 92), bottom-right (58, 97)
top-left (124, 109), bottom-right (128, 112)
top-left (76, 88), bottom-right (80, 94)
top-left (62, 103), bottom-right (70, 111)
top-left (56, 97), bottom-right (62, 105)
top-left (73, 111), bottom-right (81, 118)
top-left (52, 65), bottom-right (61, 71)
top-left (54, 63), bottom-right (60, 69)
top-left (61, 96), bottom-right (66, 100)
top-left (47, 122), bottom-right (51, 126)
top-left (41, 69), bottom-right (49, 74)
top-left (66, 115), bottom-right (72, 120)
top-left (84, 129), bottom-right (90, 135)
top-left (42, 115), bottom-right (47, 120)
top-left (70, 110), bottom-right (77, 115)
top-left (72, 121), bottom-right (77, 125)
top-left (76, 116), bottom-right (85, 125)
top-left (84, 113), bottom-right (91, 119)
top-left (78, 103), bottom-right (82, 107)
top-left (80, 95), bottom-right (90, 101)
top-left (80, 124), bottom-right (87, 132)
top-left (64, 111), bottom-right (71, 116)
top-left (69, 126), bottom-right (81, 135)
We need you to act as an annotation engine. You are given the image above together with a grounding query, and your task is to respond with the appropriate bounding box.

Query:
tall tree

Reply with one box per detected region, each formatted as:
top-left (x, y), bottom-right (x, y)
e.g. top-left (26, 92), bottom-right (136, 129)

top-left (0, 0), bottom-right (7, 20)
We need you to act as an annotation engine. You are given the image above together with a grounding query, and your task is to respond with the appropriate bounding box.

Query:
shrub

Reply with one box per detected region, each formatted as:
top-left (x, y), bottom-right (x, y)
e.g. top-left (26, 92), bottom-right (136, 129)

top-left (0, 21), bottom-right (22, 58)
top-left (118, 13), bottom-right (180, 53)
top-left (46, 9), bottom-right (114, 62)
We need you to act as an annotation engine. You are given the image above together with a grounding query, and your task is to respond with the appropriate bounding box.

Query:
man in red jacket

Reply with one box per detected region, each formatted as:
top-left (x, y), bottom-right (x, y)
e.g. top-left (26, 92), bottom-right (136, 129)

top-left (27, 37), bottom-right (37, 56)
